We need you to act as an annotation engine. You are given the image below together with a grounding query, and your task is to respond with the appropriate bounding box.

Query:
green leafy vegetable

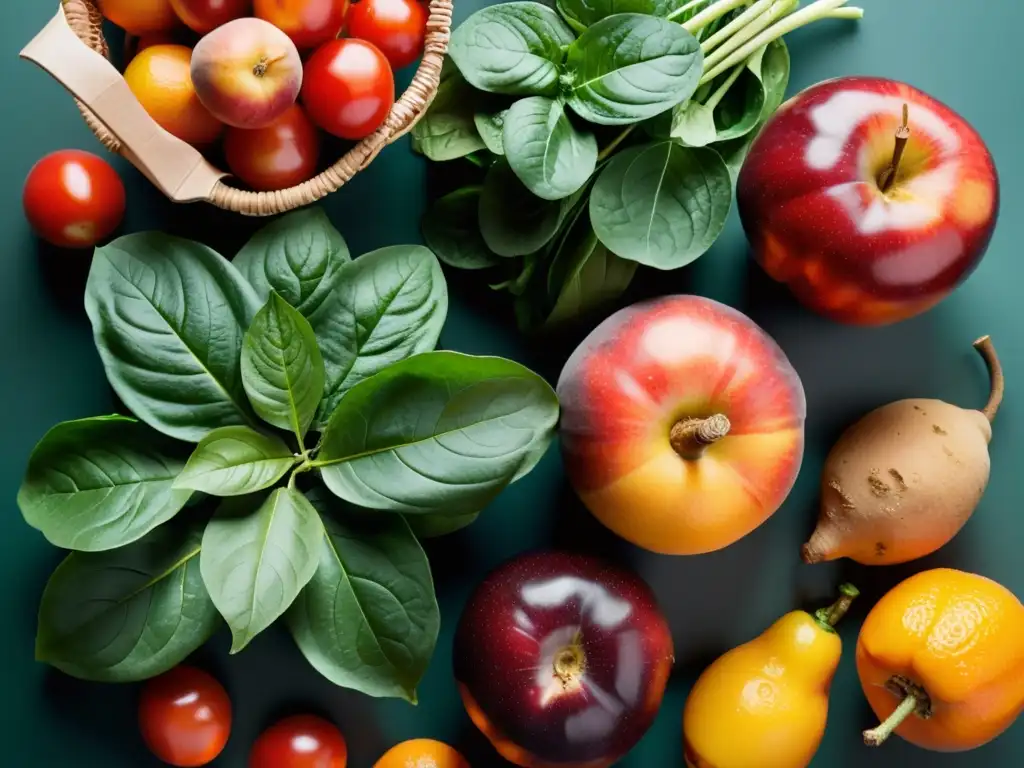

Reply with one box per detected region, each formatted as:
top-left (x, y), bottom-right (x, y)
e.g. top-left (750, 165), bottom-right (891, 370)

top-left (590, 141), bottom-right (732, 268)
top-left (405, 510), bottom-right (482, 539)
top-left (35, 522), bottom-right (218, 682)
top-left (316, 351), bottom-right (559, 514)
top-left (410, 70), bottom-right (488, 161)
top-left (479, 158), bottom-right (565, 257)
top-left (18, 415), bottom-right (191, 552)
top-left (503, 96), bottom-right (598, 201)
top-left (174, 426), bottom-right (296, 497)
top-left (201, 488), bottom-right (324, 653)
top-left (474, 108), bottom-right (508, 155)
top-left (422, 187), bottom-right (501, 270)
top-left (546, 218), bottom-right (636, 325)
top-left (449, 2), bottom-right (576, 96)
top-left (557, 0), bottom-right (693, 31)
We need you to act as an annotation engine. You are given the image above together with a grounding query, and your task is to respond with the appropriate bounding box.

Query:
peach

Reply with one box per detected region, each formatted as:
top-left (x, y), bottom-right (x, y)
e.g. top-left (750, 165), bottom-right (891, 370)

top-left (557, 296), bottom-right (806, 555)
top-left (191, 17), bottom-right (303, 129)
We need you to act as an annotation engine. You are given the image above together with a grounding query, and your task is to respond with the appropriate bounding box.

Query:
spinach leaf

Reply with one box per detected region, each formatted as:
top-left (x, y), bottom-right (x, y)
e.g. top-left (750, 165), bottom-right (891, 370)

top-left (557, 0), bottom-right (693, 32)
top-left (752, 38), bottom-right (790, 120)
top-left (86, 233), bottom-right (261, 442)
top-left (316, 351), bottom-right (559, 514)
top-left (503, 96), bottom-right (598, 201)
top-left (232, 208), bottom-right (350, 318)
top-left (405, 510), bottom-right (481, 539)
top-left (411, 69), bottom-right (487, 161)
top-left (449, 2), bottom-right (576, 96)
top-left (174, 426), bottom-right (296, 497)
top-left (422, 186), bottom-right (501, 270)
top-left (715, 130), bottom-right (758, 182)
top-left (590, 141), bottom-right (732, 268)
top-left (309, 246), bottom-right (448, 428)
top-left (35, 522), bottom-right (218, 682)
top-left (670, 99), bottom-right (720, 146)
top-left (479, 158), bottom-right (564, 257)
top-left (201, 488), bottom-right (324, 653)
top-left (565, 15), bottom-right (702, 125)
top-left (288, 506), bottom-right (439, 702)
top-left (242, 292), bottom-right (326, 440)
top-left (474, 108), bottom-right (508, 155)
top-left (18, 415), bottom-right (192, 552)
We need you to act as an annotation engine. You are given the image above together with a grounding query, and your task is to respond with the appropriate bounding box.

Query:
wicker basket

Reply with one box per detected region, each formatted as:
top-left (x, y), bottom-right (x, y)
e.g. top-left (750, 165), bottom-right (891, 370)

top-left (20, 0), bottom-right (452, 216)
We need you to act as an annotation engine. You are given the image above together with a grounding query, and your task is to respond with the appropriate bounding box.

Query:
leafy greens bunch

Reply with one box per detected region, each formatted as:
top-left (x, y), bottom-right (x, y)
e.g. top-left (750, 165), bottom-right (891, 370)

top-left (414, 0), bottom-right (863, 330)
top-left (18, 208), bottom-right (559, 703)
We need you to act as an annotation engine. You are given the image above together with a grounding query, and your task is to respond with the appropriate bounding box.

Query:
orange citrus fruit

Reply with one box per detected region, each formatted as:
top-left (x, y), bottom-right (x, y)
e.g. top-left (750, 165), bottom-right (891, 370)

top-left (373, 739), bottom-right (470, 768)
top-left (124, 45), bottom-right (224, 147)
top-left (98, 0), bottom-right (180, 35)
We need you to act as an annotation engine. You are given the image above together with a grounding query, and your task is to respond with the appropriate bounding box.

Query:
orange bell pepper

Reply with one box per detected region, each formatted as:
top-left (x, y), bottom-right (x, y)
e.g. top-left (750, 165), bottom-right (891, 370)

top-left (857, 568), bottom-right (1024, 751)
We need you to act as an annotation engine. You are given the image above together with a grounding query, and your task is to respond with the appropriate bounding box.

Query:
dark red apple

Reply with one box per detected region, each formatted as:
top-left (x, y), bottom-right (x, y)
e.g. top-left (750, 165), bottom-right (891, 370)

top-left (453, 551), bottom-right (674, 768)
top-left (738, 76), bottom-right (999, 326)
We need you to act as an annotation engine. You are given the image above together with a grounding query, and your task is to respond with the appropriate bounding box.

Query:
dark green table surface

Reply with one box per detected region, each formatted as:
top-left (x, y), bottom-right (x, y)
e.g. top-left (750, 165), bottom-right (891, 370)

top-left (2, 1), bottom-right (1021, 765)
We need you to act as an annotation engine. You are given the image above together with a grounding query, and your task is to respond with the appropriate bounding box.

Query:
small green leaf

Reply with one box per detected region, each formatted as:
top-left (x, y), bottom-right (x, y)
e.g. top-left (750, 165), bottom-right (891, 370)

top-left (316, 351), bottom-right (559, 514)
top-left (565, 14), bottom-right (702, 125)
top-left (201, 488), bottom-right (324, 653)
top-left (474, 108), bottom-right (508, 155)
top-left (479, 158), bottom-right (564, 257)
top-left (288, 501), bottom-right (439, 701)
top-left (232, 207), bottom-right (351, 318)
top-left (35, 522), bottom-right (218, 682)
top-left (18, 415), bottom-right (191, 552)
top-left (422, 187), bottom-right (501, 270)
top-left (751, 38), bottom-right (790, 120)
top-left (590, 141), bottom-right (732, 269)
top-left (670, 100), bottom-right (719, 147)
top-left (449, 2), bottom-right (576, 96)
top-left (242, 292), bottom-right (325, 439)
top-left (503, 96), bottom-right (598, 201)
top-left (556, 0), bottom-right (694, 30)
top-left (405, 510), bottom-right (481, 539)
top-left (411, 70), bottom-right (487, 161)
top-left (174, 426), bottom-right (296, 497)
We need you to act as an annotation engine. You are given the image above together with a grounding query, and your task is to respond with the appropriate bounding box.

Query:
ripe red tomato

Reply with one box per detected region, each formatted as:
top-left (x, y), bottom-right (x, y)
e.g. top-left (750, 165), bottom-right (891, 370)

top-left (301, 39), bottom-right (394, 140)
top-left (170, 0), bottom-right (251, 33)
top-left (346, 0), bottom-right (427, 71)
top-left (254, 0), bottom-right (349, 49)
top-left (138, 666), bottom-right (232, 768)
top-left (224, 104), bottom-right (321, 191)
top-left (249, 715), bottom-right (348, 768)
top-left (23, 149), bottom-right (126, 249)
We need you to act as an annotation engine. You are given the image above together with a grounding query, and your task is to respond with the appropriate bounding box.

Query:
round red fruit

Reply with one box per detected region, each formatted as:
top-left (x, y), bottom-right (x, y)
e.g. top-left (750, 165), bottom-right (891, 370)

top-left (454, 551), bottom-right (674, 768)
top-left (301, 38), bottom-right (394, 140)
top-left (249, 715), bottom-right (348, 768)
top-left (170, 0), bottom-right (252, 34)
top-left (224, 104), bottom-right (321, 191)
top-left (138, 666), bottom-right (232, 768)
top-left (346, 0), bottom-right (427, 71)
top-left (23, 149), bottom-right (126, 249)
top-left (254, 0), bottom-right (349, 50)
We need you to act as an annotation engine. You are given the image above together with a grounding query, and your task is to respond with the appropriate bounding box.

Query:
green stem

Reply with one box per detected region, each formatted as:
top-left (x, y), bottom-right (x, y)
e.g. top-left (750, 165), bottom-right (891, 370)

top-left (598, 125), bottom-right (636, 161)
top-left (704, 0), bottom-right (795, 73)
top-left (665, 0), bottom-right (710, 23)
top-left (465, 153), bottom-right (486, 169)
top-left (682, 0), bottom-right (749, 34)
top-left (863, 695), bottom-right (918, 747)
top-left (701, 0), bottom-right (775, 54)
top-left (703, 56), bottom-right (751, 111)
top-left (827, 6), bottom-right (864, 18)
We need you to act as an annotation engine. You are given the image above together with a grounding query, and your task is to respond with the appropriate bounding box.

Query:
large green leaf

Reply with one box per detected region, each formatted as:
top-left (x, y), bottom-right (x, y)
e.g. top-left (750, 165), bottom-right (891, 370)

top-left (242, 292), bottom-right (326, 439)
top-left (35, 522), bottom-right (218, 682)
top-left (288, 504), bottom-right (439, 702)
top-left (19, 415), bottom-right (192, 552)
top-left (565, 14), bottom-right (702, 125)
top-left (411, 70), bottom-right (488, 161)
top-left (316, 351), bottom-right (559, 514)
top-left (309, 246), bottom-right (448, 428)
top-left (232, 207), bottom-right (350, 318)
top-left (422, 187), bottom-right (501, 270)
top-left (201, 489), bottom-right (324, 653)
top-left (589, 141), bottom-right (732, 269)
top-left (174, 426), bottom-right (296, 497)
top-left (479, 158), bottom-right (565, 257)
top-left (449, 2), bottom-right (576, 96)
top-left (556, 0), bottom-right (693, 32)
top-left (503, 96), bottom-right (598, 201)
top-left (405, 510), bottom-right (481, 539)
top-left (85, 233), bottom-right (261, 442)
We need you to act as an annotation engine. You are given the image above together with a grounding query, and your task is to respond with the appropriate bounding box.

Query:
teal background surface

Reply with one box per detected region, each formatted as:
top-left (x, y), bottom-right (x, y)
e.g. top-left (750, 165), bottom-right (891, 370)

top-left (1, 0), bottom-right (1021, 765)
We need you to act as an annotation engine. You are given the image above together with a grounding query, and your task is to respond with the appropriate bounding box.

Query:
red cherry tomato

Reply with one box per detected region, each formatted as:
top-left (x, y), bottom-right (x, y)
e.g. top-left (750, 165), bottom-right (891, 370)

top-left (346, 0), bottom-right (427, 71)
top-left (138, 666), bottom-right (232, 768)
top-left (254, 0), bottom-right (349, 50)
top-left (249, 715), bottom-right (348, 768)
top-left (224, 104), bottom-right (321, 191)
top-left (23, 150), bottom-right (126, 249)
top-left (301, 38), bottom-right (394, 140)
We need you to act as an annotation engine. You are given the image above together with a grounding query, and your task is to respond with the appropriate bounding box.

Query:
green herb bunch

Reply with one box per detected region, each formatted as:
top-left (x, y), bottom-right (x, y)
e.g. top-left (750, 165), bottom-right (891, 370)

top-left (18, 208), bottom-right (559, 702)
top-left (414, 0), bottom-right (863, 330)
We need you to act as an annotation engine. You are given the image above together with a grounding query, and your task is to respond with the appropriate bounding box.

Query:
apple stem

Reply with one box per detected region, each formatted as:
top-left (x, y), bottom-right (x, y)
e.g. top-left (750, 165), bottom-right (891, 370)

top-left (670, 414), bottom-right (731, 460)
top-left (863, 694), bottom-right (918, 747)
top-left (253, 55), bottom-right (270, 78)
top-left (879, 103), bottom-right (911, 193)
top-left (973, 335), bottom-right (1004, 423)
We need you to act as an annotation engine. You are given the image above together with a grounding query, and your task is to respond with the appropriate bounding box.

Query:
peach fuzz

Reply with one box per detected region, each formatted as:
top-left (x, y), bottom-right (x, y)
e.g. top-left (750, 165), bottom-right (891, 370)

top-left (556, 296), bottom-right (806, 556)
top-left (191, 17), bottom-right (302, 129)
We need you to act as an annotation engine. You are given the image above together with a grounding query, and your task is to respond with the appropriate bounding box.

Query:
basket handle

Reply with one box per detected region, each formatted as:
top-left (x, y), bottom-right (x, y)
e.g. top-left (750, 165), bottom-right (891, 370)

top-left (19, 4), bottom-right (226, 203)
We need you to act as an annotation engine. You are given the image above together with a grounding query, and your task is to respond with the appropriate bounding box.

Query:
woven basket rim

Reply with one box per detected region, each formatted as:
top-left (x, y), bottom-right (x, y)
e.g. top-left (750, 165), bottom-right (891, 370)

top-left (61, 0), bottom-right (452, 216)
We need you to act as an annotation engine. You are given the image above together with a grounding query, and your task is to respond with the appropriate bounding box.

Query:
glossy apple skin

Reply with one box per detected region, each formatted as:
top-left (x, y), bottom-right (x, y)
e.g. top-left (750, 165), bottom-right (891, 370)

top-left (454, 551), bottom-right (674, 768)
top-left (738, 76), bottom-right (999, 326)
top-left (557, 296), bottom-right (805, 556)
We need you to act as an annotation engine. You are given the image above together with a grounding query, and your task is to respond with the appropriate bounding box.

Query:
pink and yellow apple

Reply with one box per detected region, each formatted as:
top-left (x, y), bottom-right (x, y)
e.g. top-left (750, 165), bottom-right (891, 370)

top-left (191, 17), bottom-right (302, 129)
top-left (738, 76), bottom-right (999, 326)
top-left (557, 296), bottom-right (806, 556)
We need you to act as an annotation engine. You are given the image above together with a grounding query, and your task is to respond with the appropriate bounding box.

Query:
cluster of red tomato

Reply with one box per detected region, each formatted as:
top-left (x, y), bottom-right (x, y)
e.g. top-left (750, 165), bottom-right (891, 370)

top-left (140, 664), bottom-right (468, 767)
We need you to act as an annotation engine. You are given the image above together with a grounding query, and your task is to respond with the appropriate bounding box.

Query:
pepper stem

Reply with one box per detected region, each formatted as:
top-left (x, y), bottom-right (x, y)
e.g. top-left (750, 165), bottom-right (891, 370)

top-left (670, 414), bottom-right (731, 460)
top-left (879, 103), bottom-right (910, 193)
top-left (973, 335), bottom-right (1004, 422)
top-left (814, 582), bottom-right (859, 628)
top-left (863, 694), bottom-right (918, 747)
